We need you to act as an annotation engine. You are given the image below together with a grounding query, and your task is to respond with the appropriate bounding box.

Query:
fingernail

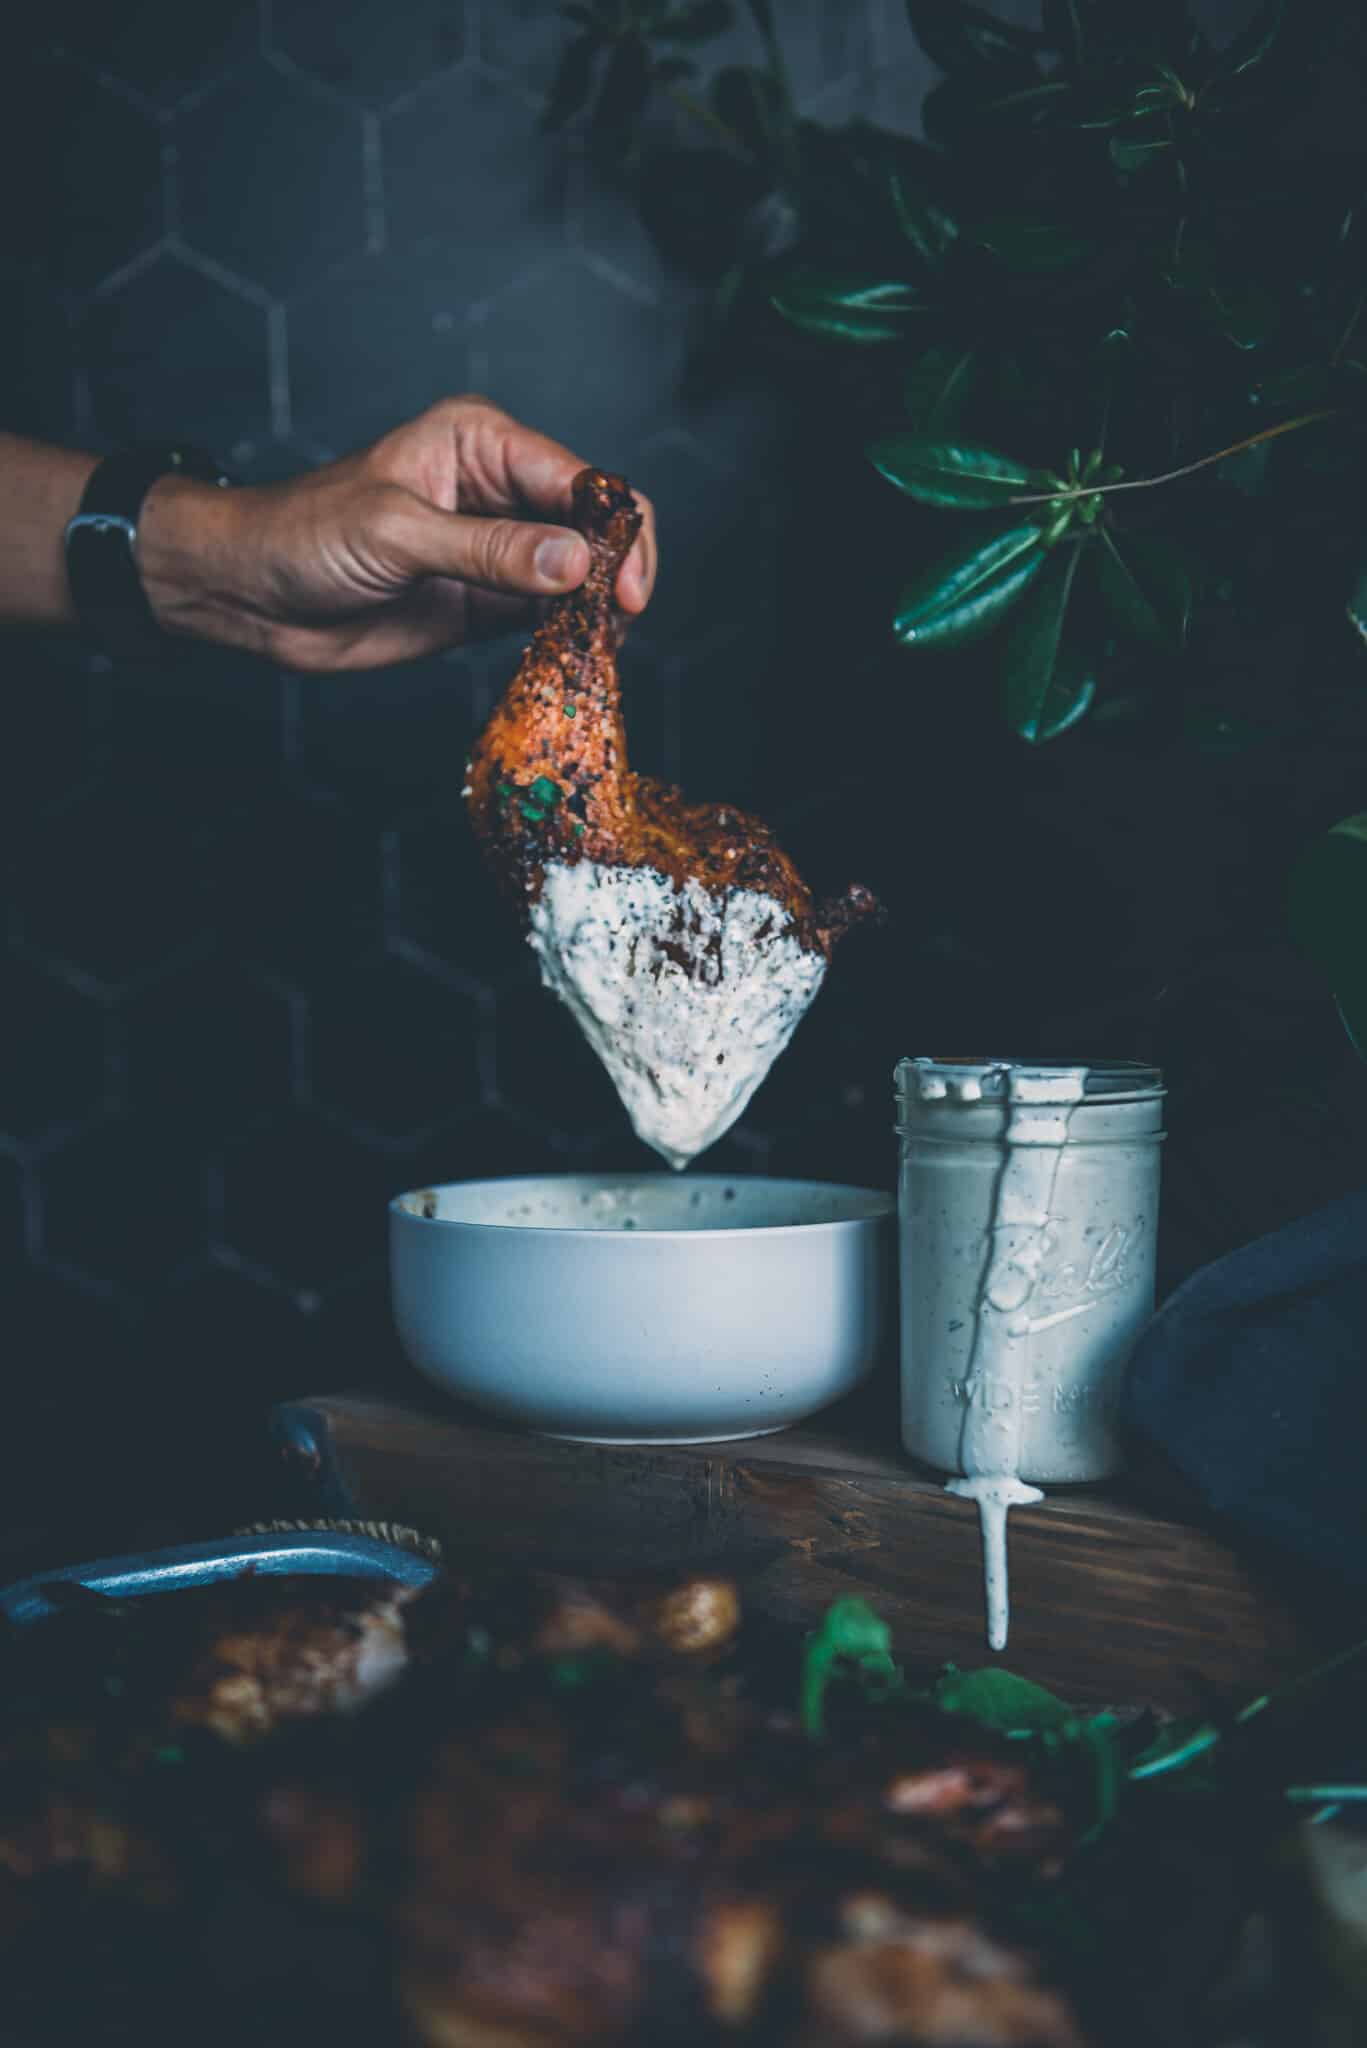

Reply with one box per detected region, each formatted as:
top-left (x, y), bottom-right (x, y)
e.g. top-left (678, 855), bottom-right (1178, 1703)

top-left (535, 536), bottom-right (585, 586)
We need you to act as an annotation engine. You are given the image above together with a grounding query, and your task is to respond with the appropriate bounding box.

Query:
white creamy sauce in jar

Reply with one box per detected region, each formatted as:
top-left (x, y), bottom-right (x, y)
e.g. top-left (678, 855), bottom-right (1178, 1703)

top-left (528, 860), bottom-right (826, 1170)
top-left (942, 1067), bottom-right (1087, 1652)
top-left (897, 1058), bottom-right (1162, 1652)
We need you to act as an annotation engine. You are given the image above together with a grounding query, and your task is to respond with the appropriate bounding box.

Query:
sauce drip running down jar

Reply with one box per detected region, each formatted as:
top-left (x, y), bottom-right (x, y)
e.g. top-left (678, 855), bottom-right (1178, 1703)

top-left (895, 1058), bottom-right (1165, 1649)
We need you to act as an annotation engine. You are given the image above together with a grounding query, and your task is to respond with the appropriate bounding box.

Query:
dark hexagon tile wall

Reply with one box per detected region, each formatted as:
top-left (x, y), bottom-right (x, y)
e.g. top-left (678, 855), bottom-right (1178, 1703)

top-left (269, 0), bottom-right (467, 106)
top-left (45, 0), bottom-right (260, 111)
top-left (1, 960), bottom-right (108, 1143)
top-left (18, 57), bottom-right (165, 294)
top-left (40, 1113), bottom-right (208, 1289)
top-left (209, 787), bottom-right (387, 983)
top-left (175, 63), bottom-right (371, 295)
top-left (287, 252), bottom-right (479, 449)
top-left (15, 782), bottom-right (217, 991)
top-left (309, 950), bottom-right (488, 1141)
top-left (80, 257), bottom-right (275, 448)
top-left (123, 957), bottom-right (296, 1139)
top-left (382, 70), bottom-right (570, 292)
top-left (5, 0), bottom-right (945, 1499)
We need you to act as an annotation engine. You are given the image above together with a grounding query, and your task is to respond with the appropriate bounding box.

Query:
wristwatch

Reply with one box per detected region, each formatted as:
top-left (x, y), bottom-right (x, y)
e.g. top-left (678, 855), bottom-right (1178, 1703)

top-left (63, 443), bottom-right (235, 659)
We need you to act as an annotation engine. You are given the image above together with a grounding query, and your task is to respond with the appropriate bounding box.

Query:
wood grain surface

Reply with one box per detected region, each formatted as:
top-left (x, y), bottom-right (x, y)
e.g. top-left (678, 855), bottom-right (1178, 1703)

top-left (272, 1389), bottom-right (1325, 1710)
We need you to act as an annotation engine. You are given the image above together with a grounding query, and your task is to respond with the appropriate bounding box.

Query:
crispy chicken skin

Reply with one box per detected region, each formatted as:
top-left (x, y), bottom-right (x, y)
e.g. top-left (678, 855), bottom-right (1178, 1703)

top-left (464, 467), bottom-right (878, 957)
top-left (166, 1577), bottom-right (417, 1742)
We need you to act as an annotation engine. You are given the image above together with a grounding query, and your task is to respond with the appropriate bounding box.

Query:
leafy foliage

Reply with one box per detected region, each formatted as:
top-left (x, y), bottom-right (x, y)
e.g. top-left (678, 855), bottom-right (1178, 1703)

top-left (540, 0), bottom-right (1366, 720)
top-left (542, 0), bottom-right (1367, 1045)
top-left (800, 1600), bottom-right (1367, 1842)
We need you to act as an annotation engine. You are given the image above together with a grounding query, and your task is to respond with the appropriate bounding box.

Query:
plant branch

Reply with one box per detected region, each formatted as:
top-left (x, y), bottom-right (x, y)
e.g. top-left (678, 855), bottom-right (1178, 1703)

top-left (1005, 410), bottom-right (1339, 508)
top-left (664, 84), bottom-right (751, 155)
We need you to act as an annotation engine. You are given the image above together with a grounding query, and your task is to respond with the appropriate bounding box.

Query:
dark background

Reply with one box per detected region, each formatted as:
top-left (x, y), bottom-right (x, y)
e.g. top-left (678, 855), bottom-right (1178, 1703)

top-left (4, 0), bottom-right (1366, 1539)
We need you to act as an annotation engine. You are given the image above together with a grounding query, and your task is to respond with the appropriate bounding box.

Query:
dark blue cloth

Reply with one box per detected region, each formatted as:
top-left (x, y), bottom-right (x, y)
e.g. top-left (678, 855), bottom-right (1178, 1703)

top-left (1121, 1192), bottom-right (1367, 1586)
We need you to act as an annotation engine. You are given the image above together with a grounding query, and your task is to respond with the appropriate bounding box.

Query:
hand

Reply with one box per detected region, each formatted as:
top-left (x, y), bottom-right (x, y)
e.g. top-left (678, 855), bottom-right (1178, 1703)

top-left (134, 397), bottom-right (658, 672)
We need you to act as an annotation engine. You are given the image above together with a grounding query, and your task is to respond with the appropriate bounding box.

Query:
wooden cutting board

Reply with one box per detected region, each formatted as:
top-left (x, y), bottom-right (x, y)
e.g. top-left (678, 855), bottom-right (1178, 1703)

top-left (270, 1387), bottom-right (1325, 1711)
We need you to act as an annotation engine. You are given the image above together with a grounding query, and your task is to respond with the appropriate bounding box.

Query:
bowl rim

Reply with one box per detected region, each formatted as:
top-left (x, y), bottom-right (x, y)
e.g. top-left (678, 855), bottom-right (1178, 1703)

top-left (389, 1172), bottom-right (895, 1242)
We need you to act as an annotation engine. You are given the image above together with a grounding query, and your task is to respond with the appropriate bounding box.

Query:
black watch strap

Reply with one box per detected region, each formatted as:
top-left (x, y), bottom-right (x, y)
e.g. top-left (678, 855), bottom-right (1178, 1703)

top-left (64, 443), bottom-right (234, 660)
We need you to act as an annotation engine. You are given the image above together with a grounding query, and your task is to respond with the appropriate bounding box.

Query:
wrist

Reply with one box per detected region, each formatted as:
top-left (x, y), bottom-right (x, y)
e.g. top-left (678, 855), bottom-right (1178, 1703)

top-left (133, 474), bottom-right (270, 656)
top-left (0, 437), bottom-right (98, 629)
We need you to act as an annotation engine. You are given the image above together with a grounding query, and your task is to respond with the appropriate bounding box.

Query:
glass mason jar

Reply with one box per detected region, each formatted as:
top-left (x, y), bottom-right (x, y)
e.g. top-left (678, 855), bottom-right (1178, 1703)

top-left (895, 1057), bottom-right (1165, 1486)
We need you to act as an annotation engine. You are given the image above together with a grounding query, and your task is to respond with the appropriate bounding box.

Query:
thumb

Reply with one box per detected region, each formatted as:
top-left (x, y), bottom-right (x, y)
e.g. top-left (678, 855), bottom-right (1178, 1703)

top-left (385, 497), bottom-right (590, 597)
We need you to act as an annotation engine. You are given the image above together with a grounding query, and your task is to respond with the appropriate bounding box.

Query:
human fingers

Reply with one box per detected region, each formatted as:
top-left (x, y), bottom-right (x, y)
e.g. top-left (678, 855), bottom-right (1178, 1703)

top-left (449, 397), bottom-right (590, 521)
top-left (378, 489), bottom-right (590, 598)
top-left (451, 401), bottom-right (655, 611)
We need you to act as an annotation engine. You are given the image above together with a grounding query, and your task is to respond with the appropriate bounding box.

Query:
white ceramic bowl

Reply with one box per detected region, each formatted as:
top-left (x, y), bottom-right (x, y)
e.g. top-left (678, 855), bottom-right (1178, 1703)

top-left (389, 1174), bottom-right (894, 1444)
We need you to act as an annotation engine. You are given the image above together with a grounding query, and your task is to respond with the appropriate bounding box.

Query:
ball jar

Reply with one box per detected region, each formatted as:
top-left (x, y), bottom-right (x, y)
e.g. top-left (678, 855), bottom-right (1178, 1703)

top-left (895, 1058), bottom-right (1165, 1486)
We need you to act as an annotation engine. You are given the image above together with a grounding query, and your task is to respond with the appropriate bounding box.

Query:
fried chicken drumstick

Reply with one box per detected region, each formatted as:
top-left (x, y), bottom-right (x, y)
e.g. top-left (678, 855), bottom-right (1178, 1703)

top-left (465, 469), bottom-right (878, 1168)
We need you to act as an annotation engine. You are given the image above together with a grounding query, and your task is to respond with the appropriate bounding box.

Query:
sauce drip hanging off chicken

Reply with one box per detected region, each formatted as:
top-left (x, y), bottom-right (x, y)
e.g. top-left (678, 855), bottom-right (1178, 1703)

top-left (465, 469), bottom-right (878, 1167)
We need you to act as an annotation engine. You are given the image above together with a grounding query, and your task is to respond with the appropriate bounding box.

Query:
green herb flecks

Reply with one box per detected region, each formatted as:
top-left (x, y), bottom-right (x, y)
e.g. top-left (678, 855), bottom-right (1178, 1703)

top-left (563, 702), bottom-right (578, 718)
top-left (529, 775), bottom-right (562, 807)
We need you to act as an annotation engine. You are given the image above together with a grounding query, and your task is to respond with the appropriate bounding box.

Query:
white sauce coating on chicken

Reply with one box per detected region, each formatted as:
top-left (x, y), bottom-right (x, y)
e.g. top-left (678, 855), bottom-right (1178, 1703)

top-left (528, 860), bottom-right (826, 1170)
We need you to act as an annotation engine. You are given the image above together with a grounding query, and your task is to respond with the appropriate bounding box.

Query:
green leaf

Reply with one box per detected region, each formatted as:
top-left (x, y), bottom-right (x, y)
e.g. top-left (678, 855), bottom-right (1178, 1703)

top-left (591, 36), bottom-right (653, 148)
top-left (1169, 244), bottom-right (1278, 351)
top-left (902, 347), bottom-right (977, 429)
top-left (1110, 133), bottom-right (1173, 172)
top-left (868, 436), bottom-right (1030, 507)
top-left (888, 174), bottom-right (958, 265)
top-left (1208, 282), bottom-right (1278, 353)
top-left (711, 65), bottom-right (781, 154)
top-left (1041, 0), bottom-right (1085, 63)
top-left (1250, 364), bottom-right (1342, 413)
top-left (1127, 1716), bottom-right (1221, 1781)
top-left (933, 1664), bottom-right (1075, 1734)
top-left (970, 214), bottom-right (1090, 271)
top-left (893, 522), bottom-right (1044, 648)
top-left (771, 271), bottom-right (922, 343)
top-left (1079, 1717), bottom-right (1123, 1841)
top-left (1217, 443), bottom-right (1268, 494)
top-left (1002, 550), bottom-right (1094, 743)
top-left (801, 1599), bottom-right (900, 1738)
top-left (1096, 530), bottom-right (1192, 652)
top-left (1286, 815), bottom-right (1367, 1059)
top-left (541, 30), bottom-right (601, 131)
top-left (905, 0), bottom-right (1042, 74)
top-left (1350, 559), bottom-right (1367, 650)
top-left (1223, 0), bottom-right (1284, 76)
